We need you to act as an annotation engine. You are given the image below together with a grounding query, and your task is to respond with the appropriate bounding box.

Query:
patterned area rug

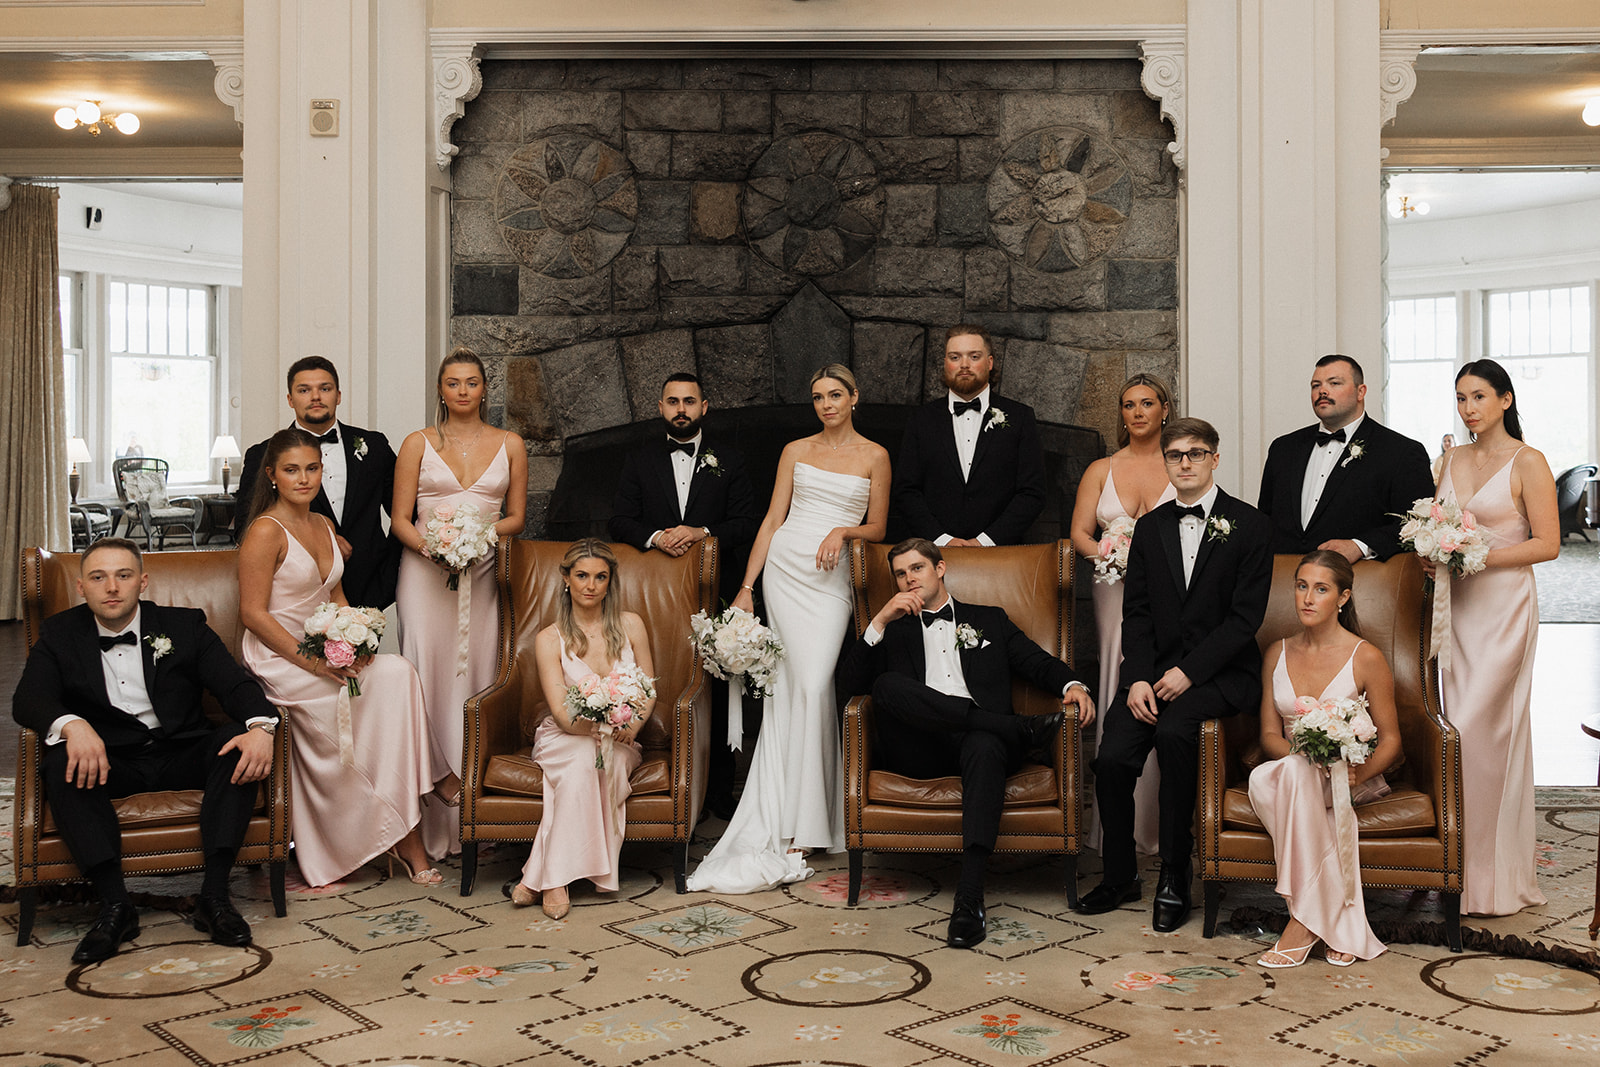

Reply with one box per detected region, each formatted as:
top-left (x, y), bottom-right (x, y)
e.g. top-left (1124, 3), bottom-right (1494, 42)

top-left (1536, 539), bottom-right (1600, 623)
top-left (1, 786), bottom-right (1597, 1066)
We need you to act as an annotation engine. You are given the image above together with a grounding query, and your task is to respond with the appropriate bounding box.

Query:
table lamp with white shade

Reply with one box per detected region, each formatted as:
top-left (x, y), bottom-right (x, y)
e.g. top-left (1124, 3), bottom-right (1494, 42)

top-left (210, 435), bottom-right (242, 496)
top-left (67, 437), bottom-right (92, 504)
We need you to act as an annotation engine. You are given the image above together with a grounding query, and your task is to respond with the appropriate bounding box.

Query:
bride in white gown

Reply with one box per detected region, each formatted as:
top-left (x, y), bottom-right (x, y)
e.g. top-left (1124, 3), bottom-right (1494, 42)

top-left (686, 364), bottom-right (890, 894)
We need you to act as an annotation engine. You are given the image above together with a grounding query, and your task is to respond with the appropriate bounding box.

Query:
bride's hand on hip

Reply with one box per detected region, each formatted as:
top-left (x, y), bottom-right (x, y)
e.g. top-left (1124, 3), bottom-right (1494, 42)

top-left (816, 529), bottom-right (847, 571)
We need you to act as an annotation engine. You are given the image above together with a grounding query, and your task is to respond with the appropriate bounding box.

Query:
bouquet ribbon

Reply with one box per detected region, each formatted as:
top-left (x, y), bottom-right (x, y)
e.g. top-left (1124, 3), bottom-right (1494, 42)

top-left (335, 682), bottom-right (356, 769)
top-left (455, 571), bottom-right (472, 676)
top-left (1431, 573), bottom-right (1454, 674)
top-left (727, 682), bottom-right (745, 752)
top-left (1330, 758), bottom-right (1359, 905)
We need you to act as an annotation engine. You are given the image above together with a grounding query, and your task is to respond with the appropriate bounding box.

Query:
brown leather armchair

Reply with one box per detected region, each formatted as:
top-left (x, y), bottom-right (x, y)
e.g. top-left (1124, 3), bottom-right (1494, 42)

top-left (1197, 553), bottom-right (1464, 950)
top-left (458, 539), bottom-right (713, 895)
top-left (841, 539), bottom-right (1085, 906)
top-left (14, 547), bottom-right (292, 946)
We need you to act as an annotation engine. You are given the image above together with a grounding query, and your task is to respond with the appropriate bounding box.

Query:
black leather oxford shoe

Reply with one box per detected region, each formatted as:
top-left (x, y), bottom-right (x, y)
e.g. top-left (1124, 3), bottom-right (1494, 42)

top-left (1151, 864), bottom-right (1193, 932)
top-left (72, 902), bottom-right (140, 964)
top-left (946, 892), bottom-right (987, 949)
top-left (192, 893), bottom-right (253, 947)
top-left (1075, 878), bottom-right (1142, 915)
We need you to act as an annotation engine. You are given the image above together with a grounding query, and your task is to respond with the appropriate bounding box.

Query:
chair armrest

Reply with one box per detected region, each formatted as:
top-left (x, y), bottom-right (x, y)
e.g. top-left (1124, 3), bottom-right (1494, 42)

top-left (842, 695), bottom-right (875, 842)
top-left (263, 714), bottom-right (292, 845)
top-left (461, 652), bottom-right (539, 824)
top-left (14, 728), bottom-right (44, 881)
top-left (663, 663), bottom-right (711, 829)
top-left (169, 495), bottom-right (205, 518)
top-left (1197, 718), bottom-right (1227, 872)
top-left (1052, 702), bottom-right (1083, 840)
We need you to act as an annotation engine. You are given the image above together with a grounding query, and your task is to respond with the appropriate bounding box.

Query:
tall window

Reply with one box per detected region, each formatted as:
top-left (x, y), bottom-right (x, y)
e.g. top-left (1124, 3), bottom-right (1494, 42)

top-left (59, 273), bottom-right (83, 438)
top-left (1486, 285), bottom-right (1593, 473)
top-left (107, 280), bottom-right (216, 482)
top-left (1385, 294), bottom-right (1459, 455)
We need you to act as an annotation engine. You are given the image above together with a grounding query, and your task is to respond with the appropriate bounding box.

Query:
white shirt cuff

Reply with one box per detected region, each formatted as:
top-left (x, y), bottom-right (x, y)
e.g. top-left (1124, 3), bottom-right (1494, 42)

top-left (863, 623), bottom-right (885, 646)
top-left (977, 532), bottom-right (996, 547)
top-left (647, 530), bottom-right (663, 548)
top-left (933, 534), bottom-right (953, 546)
top-left (46, 714), bottom-right (85, 746)
top-left (1062, 681), bottom-right (1088, 697)
top-left (1353, 538), bottom-right (1373, 560)
top-left (245, 716), bottom-right (279, 730)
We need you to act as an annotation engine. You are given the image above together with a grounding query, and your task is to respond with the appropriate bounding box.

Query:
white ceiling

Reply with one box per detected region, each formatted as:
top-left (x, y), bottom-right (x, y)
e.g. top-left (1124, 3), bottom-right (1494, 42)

top-left (73, 180), bottom-right (243, 211)
top-left (1385, 170), bottom-right (1600, 221)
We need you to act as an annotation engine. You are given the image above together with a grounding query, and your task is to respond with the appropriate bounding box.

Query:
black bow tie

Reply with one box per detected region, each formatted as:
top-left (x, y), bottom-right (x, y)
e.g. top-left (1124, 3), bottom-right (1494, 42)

top-left (1314, 427), bottom-right (1347, 447)
top-left (921, 603), bottom-right (954, 626)
top-left (667, 440), bottom-right (695, 456)
top-left (309, 426), bottom-right (339, 445)
top-left (951, 399), bottom-right (982, 417)
top-left (1176, 504), bottom-right (1205, 521)
top-left (99, 631), bottom-right (137, 652)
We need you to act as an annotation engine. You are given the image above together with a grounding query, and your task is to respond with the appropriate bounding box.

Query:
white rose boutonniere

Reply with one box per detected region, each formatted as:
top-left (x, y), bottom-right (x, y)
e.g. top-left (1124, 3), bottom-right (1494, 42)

top-left (955, 623), bottom-right (984, 650)
top-left (1206, 516), bottom-right (1233, 543)
top-left (146, 634), bottom-right (173, 661)
top-left (698, 448), bottom-right (722, 477)
top-left (352, 436), bottom-right (369, 461)
top-left (984, 407), bottom-right (1009, 432)
top-left (1340, 440), bottom-right (1365, 468)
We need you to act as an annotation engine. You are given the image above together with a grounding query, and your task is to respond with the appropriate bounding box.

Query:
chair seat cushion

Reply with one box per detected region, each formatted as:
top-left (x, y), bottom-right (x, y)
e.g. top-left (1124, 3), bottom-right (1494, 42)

top-left (866, 762), bottom-right (1056, 809)
top-left (1221, 784), bottom-right (1436, 838)
top-left (483, 750), bottom-right (670, 797)
top-left (42, 788), bottom-right (266, 833)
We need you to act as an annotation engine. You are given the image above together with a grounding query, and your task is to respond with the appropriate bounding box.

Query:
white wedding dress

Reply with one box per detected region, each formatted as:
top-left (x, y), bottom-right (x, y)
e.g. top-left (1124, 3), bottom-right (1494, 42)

top-left (687, 462), bottom-right (870, 894)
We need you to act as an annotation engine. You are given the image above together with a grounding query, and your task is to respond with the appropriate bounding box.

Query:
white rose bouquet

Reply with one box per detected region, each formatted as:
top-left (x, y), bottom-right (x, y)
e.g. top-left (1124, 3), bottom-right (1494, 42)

top-left (689, 605), bottom-right (786, 751)
top-left (420, 501), bottom-right (499, 590)
top-left (1288, 692), bottom-right (1379, 905)
top-left (297, 602), bottom-right (386, 697)
top-left (1092, 515), bottom-right (1138, 585)
top-left (565, 661), bottom-right (657, 768)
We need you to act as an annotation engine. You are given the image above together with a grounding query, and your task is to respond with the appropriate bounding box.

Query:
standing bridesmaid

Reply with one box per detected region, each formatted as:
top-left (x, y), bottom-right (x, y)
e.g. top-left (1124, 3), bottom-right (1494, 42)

top-left (393, 347), bottom-right (527, 858)
top-left (1434, 358), bottom-right (1558, 916)
top-left (1069, 374), bottom-right (1175, 856)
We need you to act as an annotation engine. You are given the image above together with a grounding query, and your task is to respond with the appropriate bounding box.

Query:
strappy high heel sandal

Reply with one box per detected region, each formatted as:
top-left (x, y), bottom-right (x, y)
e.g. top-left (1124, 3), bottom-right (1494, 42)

top-left (383, 847), bottom-right (444, 886)
top-left (1324, 949), bottom-right (1356, 967)
top-left (427, 778), bottom-right (463, 809)
top-left (1257, 938), bottom-right (1318, 968)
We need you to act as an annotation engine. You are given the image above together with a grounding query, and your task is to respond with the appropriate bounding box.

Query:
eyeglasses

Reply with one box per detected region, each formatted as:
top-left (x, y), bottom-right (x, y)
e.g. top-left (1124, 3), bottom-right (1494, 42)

top-left (1162, 448), bottom-right (1214, 465)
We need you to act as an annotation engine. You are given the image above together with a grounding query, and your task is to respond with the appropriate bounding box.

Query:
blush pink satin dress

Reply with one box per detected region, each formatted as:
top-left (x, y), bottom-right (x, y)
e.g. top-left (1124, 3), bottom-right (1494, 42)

top-left (1085, 464), bottom-right (1174, 856)
top-left (517, 634), bottom-right (643, 894)
top-left (242, 518), bottom-right (441, 887)
top-left (1249, 641), bottom-right (1389, 960)
top-left (397, 436), bottom-right (510, 859)
top-left (1438, 450), bottom-right (1546, 917)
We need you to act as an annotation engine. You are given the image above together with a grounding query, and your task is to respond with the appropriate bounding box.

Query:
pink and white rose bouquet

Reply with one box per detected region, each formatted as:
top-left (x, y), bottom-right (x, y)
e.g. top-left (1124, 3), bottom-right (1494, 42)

top-left (420, 501), bottom-right (499, 590)
top-left (1397, 497), bottom-right (1490, 587)
top-left (1092, 515), bottom-right (1138, 585)
top-left (565, 661), bottom-right (656, 768)
top-left (1288, 693), bottom-right (1378, 768)
top-left (297, 602), bottom-right (386, 696)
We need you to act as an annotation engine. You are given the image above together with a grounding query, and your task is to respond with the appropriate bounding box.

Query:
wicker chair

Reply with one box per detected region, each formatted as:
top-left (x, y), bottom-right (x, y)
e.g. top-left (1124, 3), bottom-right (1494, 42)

top-left (113, 457), bottom-right (203, 549)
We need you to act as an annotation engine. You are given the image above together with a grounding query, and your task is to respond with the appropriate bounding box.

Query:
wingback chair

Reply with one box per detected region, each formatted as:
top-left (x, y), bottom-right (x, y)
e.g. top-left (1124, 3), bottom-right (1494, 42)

top-left (14, 547), bottom-right (293, 946)
top-left (841, 539), bottom-right (1085, 906)
top-left (458, 538), bottom-right (714, 895)
top-left (1197, 552), bottom-right (1465, 950)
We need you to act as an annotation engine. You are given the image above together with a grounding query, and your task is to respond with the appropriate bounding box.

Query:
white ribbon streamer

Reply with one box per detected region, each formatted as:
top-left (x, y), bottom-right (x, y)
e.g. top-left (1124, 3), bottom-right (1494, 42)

top-left (455, 573), bottom-right (472, 676)
top-left (335, 684), bottom-right (356, 769)
top-left (727, 681), bottom-right (745, 752)
top-left (1431, 574), bottom-right (1453, 674)
top-left (1330, 758), bottom-right (1358, 905)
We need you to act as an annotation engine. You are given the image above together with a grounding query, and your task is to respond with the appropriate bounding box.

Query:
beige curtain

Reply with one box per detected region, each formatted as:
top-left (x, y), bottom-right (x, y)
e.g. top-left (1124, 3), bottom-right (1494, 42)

top-left (0, 182), bottom-right (68, 619)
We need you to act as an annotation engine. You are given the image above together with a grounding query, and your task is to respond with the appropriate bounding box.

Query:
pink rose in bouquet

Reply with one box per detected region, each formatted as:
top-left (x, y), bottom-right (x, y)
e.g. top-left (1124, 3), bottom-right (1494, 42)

top-left (297, 602), bottom-right (386, 696)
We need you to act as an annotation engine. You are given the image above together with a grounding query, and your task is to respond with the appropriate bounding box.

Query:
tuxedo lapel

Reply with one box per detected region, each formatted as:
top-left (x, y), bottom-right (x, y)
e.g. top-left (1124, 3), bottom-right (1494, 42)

top-left (1283, 428), bottom-right (1318, 535)
top-left (1156, 509), bottom-right (1187, 596)
top-left (683, 448), bottom-right (711, 520)
top-left (1189, 492), bottom-right (1231, 587)
top-left (139, 605), bottom-right (159, 711)
top-left (1307, 424), bottom-right (1371, 529)
top-left (74, 609), bottom-right (117, 709)
top-left (931, 403), bottom-right (964, 482)
top-left (653, 445), bottom-right (683, 524)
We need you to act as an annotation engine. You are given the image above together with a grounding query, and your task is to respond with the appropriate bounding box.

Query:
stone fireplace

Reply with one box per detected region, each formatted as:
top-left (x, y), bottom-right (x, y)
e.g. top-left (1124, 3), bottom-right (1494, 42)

top-left (448, 56), bottom-right (1179, 532)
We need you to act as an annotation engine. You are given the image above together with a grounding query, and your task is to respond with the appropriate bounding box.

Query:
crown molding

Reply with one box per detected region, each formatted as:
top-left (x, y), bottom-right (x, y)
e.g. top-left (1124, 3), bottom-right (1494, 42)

top-left (1380, 27), bottom-right (1600, 48)
top-left (1380, 137), bottom-right (1600, 169)
top-left (0, 34), bottom-right (234, 54)
top-left (58, 232), bottom-right (241, 287)
top-left (0, 146), bottom-right (242, 180)
top-left (1387, 247), bottom-right (1600, 289)
top-left (430, 24), bottom-right (1177, 54)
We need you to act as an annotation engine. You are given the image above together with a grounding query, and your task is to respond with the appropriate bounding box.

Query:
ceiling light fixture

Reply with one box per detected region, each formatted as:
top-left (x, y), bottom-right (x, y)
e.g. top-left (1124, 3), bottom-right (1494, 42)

top-left (1584, 97), bottom-right (1600, 128)
top-left (1389, 195), bottom-right (1430, 219)
top-left (53, 100), bottom-right (139, 136)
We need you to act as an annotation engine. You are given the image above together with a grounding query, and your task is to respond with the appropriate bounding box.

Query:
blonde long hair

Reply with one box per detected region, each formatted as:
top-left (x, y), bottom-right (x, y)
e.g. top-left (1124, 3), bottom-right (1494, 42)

top-left (435, 346), bottom-right (490, 428)
top-left (555, 538), bottom-right (626, 662)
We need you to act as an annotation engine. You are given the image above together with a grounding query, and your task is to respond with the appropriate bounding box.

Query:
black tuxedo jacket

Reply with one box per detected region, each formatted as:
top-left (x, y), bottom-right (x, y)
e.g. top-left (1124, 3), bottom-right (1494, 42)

top-left (13, 602), bottom-right (275, 750)
top-left (609, 434), bottom-right (760, 594)
top-left (1257, 416), bottom-right (1433, 560)
top-left (1119, 489), bottom-right (1272, 714)
top-left (236, 421), bottom-right (401, 607)
top-left (892, 394), bottom-right (1047, 545)
top-left (839, 600), bottom-right (1080, 715)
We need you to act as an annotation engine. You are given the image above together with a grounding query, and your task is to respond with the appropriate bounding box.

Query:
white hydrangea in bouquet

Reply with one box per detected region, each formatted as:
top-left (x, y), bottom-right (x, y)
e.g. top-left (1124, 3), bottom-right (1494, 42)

top-left (565, 661), bottom-right (656, 768)
top-left (1396, 497), bottom-right (1490, 591)
top-left (1093, 515), bottom-right (1138, 585)
top-left (1288, 693), bottom-right (1378, 769)
top-left (420, 501), bottom-right (499, 590)
top-left (689, 605), bottom-right (786, 699)
top-left (297, 602), bottom-right (386, 697)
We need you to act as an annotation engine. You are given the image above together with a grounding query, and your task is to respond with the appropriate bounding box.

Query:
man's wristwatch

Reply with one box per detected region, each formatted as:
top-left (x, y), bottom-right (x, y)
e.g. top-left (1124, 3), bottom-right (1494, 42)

top-left (248, 721), bottom-right (278, 736)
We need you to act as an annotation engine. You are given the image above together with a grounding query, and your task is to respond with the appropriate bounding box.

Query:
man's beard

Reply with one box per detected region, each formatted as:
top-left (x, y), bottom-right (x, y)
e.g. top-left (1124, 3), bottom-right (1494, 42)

top-left (665, 414), bottom-right (702, 441)
top-left (300, 409), bottom-right (336, 429)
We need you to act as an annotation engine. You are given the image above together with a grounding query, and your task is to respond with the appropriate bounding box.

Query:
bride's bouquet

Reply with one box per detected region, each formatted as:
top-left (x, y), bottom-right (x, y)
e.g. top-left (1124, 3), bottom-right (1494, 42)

top-left (298, 602), bottom-right (386, 697)
top-left (419, 501), bottom-right (499, 590)
top-left (1092, 515), bottom-right (1138, 584)
top-left (1288, 692), bottom-right (1379, 905)
top-left (565, 662), bottom-right (656, 768)
top-left (689, 606), bottom-right (786, 751)
top-left (1396, 497), bottom-right (1490, 590)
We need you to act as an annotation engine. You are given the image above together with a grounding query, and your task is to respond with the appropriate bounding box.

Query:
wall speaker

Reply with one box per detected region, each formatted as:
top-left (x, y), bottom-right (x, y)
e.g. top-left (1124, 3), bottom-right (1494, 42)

top-left (309, 99), bottom-right (340, 137)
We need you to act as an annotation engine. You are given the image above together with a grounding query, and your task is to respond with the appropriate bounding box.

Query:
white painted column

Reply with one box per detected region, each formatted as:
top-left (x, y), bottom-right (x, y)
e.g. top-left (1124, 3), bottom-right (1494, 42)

top-left (1182, 0), bottom-right (1381, 493)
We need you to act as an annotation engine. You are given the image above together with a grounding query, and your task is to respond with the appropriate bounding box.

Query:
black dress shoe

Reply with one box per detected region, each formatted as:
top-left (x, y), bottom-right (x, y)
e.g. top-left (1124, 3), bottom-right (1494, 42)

top-left (72, 902), bottom-right (140, 964)
top-left (1075, 878), bottom-right (1142, 915)
top-left (192, 893), bottom-right (253, 947)
top-left (947, 892), bottom-right (987, 949)
top-left (1017, 711), bottom-right (1065, 752)
top-left (1151, 864), bottom-right (1192, 932)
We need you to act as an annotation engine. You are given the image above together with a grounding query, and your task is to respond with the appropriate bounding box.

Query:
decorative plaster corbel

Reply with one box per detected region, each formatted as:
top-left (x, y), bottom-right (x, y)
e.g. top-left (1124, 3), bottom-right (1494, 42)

top-left (209, 45), bottom-right (244, 127)
top-left (1139, 36), bottom-right (1186, 173)
top-left (0, 176), bottom-right (12, 212)
top-left (1379, 43), bottom-right (1421, 128)
top-left (433, 42), bottom-right (483, 171)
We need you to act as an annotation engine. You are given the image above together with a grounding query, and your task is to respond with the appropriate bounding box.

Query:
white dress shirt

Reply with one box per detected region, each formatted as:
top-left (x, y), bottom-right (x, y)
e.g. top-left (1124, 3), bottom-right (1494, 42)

top-left (1177, 484), bottom-right (1220, 587)
top-left (300, 419), bottom-right (347, 524)
top-left (1299, 413), bottom-right (1371, 558)
top-left (649, 431), bottom-right (706, 549)
top-left (936, 387), bottom-right (996, 548)
top-left (47, 616), bottom-right (156, 744)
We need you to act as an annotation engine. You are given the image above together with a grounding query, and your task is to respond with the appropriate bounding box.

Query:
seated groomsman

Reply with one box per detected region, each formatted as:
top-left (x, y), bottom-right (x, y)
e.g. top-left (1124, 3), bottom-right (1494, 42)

top-left (235, 355), bottom-right (401, 607)
top-left (12, 539), bottom-right (277, 964)
top-left (1258, 354), bottom-right (1433, 561)
top-left (893, 325), bottom-right (1047, 546)
top-left (610, 372), bottom-right (760, 818)
top-left (1078, 419), bottom-right (1271, 932)
top-left (839, 538), bottom-right (1094, 948)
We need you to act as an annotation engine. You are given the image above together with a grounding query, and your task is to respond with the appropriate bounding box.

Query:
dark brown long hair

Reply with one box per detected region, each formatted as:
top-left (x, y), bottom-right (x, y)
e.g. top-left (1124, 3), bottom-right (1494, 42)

top-left (1297, 549), bottom-right (1361, 636)
top-left (246, 427), bottom-right (322, 528)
